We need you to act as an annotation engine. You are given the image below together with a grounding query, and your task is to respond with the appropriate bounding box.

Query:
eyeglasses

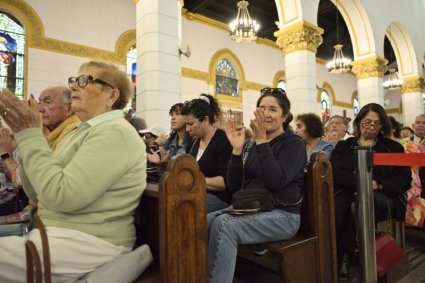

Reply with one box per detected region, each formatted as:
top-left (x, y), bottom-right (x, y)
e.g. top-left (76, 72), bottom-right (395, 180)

top-left (68, 75), bottom-right (115, 89)
top-left (260, 87), bottom-right (286, 96)
top-left (361, 121), bottom-right (382, 129)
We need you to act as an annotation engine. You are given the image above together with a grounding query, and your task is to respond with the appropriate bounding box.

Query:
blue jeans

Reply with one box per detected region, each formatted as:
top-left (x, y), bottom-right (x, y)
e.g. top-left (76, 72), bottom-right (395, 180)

top-left (207, 208), bottom-right (301, 283)
top-left (206, 193), bottom-right (229, 213)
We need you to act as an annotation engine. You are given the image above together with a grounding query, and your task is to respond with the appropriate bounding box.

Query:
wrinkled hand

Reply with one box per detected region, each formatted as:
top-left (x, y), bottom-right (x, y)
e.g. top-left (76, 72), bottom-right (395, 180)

top-left (0, 127), bottom-right (15, 154)
top-left (224, 119), bottom-right (245, 155)
top-left (0, 89), bottom-right (40, 133)
top-left (250, 108), bottom-right (267, 144)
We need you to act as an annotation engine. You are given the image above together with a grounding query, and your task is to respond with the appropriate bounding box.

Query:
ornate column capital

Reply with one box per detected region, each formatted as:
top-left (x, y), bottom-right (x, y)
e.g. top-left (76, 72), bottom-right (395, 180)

top-left (351, 56), bottom-right (388, 79)
top-left (401, 76), bottom-right (424, 94)
top-left (274, 20), bottom-right (323, 55)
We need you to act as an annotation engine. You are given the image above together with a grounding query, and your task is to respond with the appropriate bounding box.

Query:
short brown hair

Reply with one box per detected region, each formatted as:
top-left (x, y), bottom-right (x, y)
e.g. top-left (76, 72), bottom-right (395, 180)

top-left (79, 61), bottom-right (132, 110)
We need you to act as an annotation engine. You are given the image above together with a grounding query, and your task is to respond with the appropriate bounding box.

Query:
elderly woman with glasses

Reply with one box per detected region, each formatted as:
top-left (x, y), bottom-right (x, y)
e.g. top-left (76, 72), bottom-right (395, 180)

top-left (0, 61), bottom-right (146, 282)
top-left (330, 103), bottom-right (411, 281)
top-left (207, 88), bottom-right (306, 283)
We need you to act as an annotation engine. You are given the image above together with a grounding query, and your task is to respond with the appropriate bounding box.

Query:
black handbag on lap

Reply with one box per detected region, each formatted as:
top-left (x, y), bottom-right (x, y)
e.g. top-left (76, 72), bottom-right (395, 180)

top-left (231, 188), bottom-right (275, 212)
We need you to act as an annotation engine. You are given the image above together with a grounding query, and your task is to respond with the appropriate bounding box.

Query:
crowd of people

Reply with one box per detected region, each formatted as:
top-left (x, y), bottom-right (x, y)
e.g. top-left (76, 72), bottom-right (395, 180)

top-left (0, 59), bottom-right (423, 282)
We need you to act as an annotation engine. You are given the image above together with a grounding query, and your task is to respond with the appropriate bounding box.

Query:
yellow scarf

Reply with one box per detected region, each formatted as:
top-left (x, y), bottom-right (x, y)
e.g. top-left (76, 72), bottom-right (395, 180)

top-left (46, 115), bottom-right (80, 151)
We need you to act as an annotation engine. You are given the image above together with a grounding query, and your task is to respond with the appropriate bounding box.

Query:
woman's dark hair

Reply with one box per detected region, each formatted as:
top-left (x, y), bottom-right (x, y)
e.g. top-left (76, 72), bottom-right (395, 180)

top-left (256, 88), bottom-right (292, 131)
top-left (181, 94), bottom-right (222, 125)
top-left (389, 116), bottom-right (401, 138)
top-left (352, 103), bottom-right (392, 138)
top-left (401, 126), bottom-right (414, 135)
top-left (296, 113), bottom-right (324, 138)
top-left (169, 103), bottom-right (184, 116)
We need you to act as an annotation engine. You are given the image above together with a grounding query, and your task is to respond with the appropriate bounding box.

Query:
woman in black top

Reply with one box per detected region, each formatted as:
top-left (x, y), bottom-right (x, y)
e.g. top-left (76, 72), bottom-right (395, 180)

top-left (207, 88), bottom-right (306, 283)
top-left (330, 103), bottom-right (411, 280)
top-left (181, 94), bottom-right (232, 213)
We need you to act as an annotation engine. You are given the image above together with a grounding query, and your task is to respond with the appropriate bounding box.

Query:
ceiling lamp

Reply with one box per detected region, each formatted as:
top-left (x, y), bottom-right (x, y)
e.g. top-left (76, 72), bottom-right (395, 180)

top-left (383, 68), bottom-right (402, 90)
top-left (326, 1), bottom-right (351, 73)
top-left (229, 1), bottom-right (260, 43)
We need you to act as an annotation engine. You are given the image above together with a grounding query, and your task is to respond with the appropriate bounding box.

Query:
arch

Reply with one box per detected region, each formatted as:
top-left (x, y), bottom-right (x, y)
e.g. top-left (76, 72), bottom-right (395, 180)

top-left (115, 29), bottom-right (136, 64)
top-left (273, 70), bottom-right (286, 87)
top-left (316, 82), bottom-right (336, 105)
top-left (385, 22), bottom-right (418, 77)
top-left (275, 0), bottom-right (303, 28)
top-left (208, 48), bottom-right (245, 108)
top-left (331, 0), bottom-right (376, 60)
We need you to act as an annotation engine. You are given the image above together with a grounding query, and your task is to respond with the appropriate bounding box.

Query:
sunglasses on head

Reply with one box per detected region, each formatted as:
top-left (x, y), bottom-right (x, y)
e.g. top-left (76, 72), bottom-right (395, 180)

top-left (260, 87), bottom-right (286, 96)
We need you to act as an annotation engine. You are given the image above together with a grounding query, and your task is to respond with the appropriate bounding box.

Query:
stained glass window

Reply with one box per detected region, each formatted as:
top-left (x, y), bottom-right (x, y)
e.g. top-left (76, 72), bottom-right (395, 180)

top-left (0, 12), bottom-right (25, 99)
top-left (126, 46), bottom-right (137, 112)
top-left (321, 90), bottom-right (331, 124)
top-left (277, 79), bottom-right (286, 91)
top-left (215, 59), bottom-right (238, 97)
top-left (353, 96), bottom-right (359, 117)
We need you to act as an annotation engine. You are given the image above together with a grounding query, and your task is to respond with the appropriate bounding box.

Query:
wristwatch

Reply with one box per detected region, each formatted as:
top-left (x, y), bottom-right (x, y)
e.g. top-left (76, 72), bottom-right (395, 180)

top-left (0, 153), bottom-right (11, 161)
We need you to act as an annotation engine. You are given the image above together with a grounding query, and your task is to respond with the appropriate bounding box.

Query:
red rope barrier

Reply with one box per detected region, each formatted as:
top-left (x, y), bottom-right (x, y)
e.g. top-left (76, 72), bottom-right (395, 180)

top-left (373, 153), bottom-right (425, 166)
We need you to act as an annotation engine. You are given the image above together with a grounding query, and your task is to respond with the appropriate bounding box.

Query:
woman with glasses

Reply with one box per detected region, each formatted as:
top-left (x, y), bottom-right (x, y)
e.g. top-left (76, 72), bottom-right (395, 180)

top-left (181, 94), bottom-right (232, 213)
top-left (330, 103), bottom-right (411, 281)
top-left (0, 61), bottom-right (146, 282)
top-left (207, 88), bottom-right (306, 283)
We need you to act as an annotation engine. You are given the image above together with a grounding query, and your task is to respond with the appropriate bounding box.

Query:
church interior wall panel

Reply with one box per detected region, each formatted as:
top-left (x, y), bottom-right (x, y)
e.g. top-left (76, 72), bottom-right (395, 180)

top-left (25, 0), bottom-right (135, 51)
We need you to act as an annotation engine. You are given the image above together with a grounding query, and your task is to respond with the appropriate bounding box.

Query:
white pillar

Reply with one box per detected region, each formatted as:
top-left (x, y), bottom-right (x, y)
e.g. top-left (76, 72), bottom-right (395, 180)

top-left (275, 21), bottom-right (323, 118)
top-left (401, 76), bottom-right (424, 126)
top-left (351, 56), bottom-right (387, 107)
top-left (135, 0), bottom-right (181, 127)
top-left (285, 50), bottom-right (319, 117)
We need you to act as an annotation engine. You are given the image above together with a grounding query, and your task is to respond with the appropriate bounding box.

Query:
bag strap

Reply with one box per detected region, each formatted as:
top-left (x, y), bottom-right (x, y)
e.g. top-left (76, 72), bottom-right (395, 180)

top-left (26, 240), bottom-right (42, 283)
top-left (33, 211), bottom-right (51, 283)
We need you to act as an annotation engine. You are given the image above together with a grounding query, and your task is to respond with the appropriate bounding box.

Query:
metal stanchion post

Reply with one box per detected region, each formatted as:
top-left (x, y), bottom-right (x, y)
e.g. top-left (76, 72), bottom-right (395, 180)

top-left (356, 147), bottom-right (377, 283)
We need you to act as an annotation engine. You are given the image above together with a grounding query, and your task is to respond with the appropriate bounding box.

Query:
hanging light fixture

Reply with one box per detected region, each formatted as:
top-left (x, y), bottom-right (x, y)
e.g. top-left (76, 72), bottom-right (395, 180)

top-left (383, 68), bottom-right (402, 90)
top-left (383, 26), bottom-right (402, 90)
top-left (326, 0), bottom-right (351, 73)
top-left (229, 1), bottom-right (260, 43)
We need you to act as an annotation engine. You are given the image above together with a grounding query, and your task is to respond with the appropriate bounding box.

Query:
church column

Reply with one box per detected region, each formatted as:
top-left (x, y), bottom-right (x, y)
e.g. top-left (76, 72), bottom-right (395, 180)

top-left (400, 76), bottom-right (424, 126)
top-left (351, 56), bottom-right (387, 106)
top-left (275, 21), bottom-right (323, 117)
top-left (135, 0), bottom-right (181, 127)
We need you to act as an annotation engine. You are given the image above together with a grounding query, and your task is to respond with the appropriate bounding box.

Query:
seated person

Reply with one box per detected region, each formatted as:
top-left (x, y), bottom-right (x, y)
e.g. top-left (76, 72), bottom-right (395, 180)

top-left (181, 94), bottom-right (232, 213)
top-left (0, 60), bottom-right (147, 282)
top-left (147, 103), bottom-right (192, 165)
top-left (330, 103), bottom-right (411, 281)
top-left (295, 112), bottom-right (334, 161)
top-left (207, 88), bottom-right (306, 283)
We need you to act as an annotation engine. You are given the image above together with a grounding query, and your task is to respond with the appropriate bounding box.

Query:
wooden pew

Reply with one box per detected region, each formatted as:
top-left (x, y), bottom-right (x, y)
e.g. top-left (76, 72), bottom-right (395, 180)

top-left (237, 152), bottom-right (338, 283)
top-left (135, 154), bottom-right (207, 283)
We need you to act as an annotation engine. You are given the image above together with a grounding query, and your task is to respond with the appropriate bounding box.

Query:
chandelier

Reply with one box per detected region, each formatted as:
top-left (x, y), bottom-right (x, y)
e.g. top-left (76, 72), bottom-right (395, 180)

top-left (383, 68), bottom-right (402, 90)
top-left (326, 1), bottom-right (351, 73)
top-left (229, 1), bottom-right (260, 43)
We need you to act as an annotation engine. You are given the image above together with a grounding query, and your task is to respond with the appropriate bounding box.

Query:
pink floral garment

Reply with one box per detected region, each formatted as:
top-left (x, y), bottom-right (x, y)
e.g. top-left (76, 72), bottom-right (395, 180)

top-left (404, 141), bottom-right (425, 228)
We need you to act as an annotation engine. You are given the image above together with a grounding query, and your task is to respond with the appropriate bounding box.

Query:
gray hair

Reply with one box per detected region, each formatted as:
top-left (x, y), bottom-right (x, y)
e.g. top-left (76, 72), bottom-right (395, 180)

top-left (330, 115), bottom-right (349, 126)
top-left (62, 88), bottom-right (72, 104)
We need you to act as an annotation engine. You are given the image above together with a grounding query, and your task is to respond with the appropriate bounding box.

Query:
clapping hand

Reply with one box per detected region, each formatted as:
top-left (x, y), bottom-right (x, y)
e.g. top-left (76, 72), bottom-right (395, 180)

top-left (0, 127), bottom-right (16, 155)
top-left (0, 89), bottom-right (40, 133)
top-left (224, 119), bottom-right (245, 155)
top-left (250, 108), bottom-right (267, 144)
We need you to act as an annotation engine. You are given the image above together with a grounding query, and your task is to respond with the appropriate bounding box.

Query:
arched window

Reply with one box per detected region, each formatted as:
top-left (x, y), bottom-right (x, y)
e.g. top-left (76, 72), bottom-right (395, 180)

top-left (0, 12), bottom-right (25, 99)
top-left (277, 79), bottom-right (286, 91)
top-left (126, 46), bottom-right (137, 111)
top-left (321, 90), bottom-right (331, 124)
top-left (353, 96), bottom-right (360, 117)
top-left (215, 59), bottom-right (238, 97)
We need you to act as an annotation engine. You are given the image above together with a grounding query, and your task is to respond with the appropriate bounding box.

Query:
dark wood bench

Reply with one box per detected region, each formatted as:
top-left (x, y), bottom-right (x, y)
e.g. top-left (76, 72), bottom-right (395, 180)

top-left (237, 152), bottom-right (338, 283)
top-left (134, 154), bottom-right (207, 283)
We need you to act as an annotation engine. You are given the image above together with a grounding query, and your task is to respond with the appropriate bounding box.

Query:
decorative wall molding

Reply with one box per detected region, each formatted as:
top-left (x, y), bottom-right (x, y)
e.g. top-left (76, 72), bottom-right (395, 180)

top-left (351, 55), bottom-right (388, 79)
top-left (245, 81), bottom-right (269, 91)
top-left (274, 20), bottom-right (323, 55)
top-left (182, 67), bottom-right (209, 81)
top-left (0, 0), bottom-right (135, 65)
top-left (317, 81), bottom-right (353, 109)
top-left (401, 75), bottom-right (424, 94)
top-left (273, 70), bottom-right (286, 87)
